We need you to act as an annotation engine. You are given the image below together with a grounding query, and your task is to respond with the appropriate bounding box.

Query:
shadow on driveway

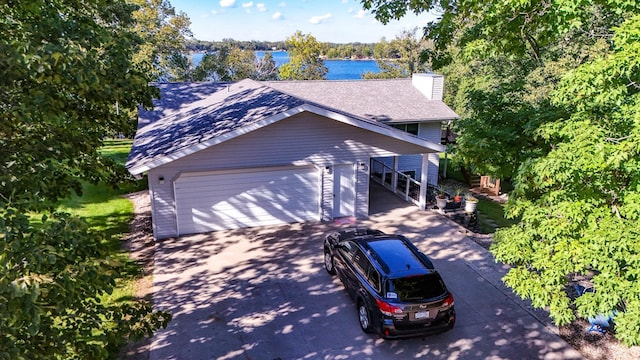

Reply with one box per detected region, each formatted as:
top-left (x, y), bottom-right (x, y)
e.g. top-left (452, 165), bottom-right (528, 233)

top-left (150, 189), bottom-right (582, 360)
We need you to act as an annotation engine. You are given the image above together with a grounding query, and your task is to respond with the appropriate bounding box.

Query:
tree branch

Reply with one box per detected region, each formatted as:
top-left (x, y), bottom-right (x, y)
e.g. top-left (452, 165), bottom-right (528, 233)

top-left (605, 135), bottom-right (632, 143)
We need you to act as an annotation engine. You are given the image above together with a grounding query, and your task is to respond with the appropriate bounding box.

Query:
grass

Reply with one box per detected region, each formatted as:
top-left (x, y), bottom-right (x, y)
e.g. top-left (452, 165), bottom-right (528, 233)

top-left (59, 182), bottom-right (135, 237)
top-left (54, 139), bottom-right (147, 354)
top-left (58, 138), bottom-right (144, 248)
top-left (11, 138), bottom-right (148, 356)
top-left (440, 154), bottom-right (518, 234)
top-left (476, 198), bottom-right (519, 234)
top-left (100, 139), bottom-right (136, 165)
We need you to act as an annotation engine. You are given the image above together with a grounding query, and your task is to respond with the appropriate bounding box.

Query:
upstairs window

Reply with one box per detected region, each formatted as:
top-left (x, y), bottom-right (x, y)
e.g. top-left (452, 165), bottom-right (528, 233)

top-left (391, 123), bottom-right (419, 136)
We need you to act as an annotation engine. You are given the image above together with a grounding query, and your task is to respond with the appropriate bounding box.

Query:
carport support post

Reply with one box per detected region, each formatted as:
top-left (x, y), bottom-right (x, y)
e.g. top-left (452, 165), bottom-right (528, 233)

top-left (392, 156), bottom-right (399, 191)
top-left (419, 154), bottom-right (429, 210)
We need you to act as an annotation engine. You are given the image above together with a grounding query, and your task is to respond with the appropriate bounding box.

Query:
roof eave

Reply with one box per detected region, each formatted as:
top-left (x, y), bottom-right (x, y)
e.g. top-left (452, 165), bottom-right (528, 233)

top-left (383, 116), bottom-right (459, 124)
top-left (128, 102), bottom-right (445, 176)
top-left (127, 106), bottom-right (308, 175)
top-left (301, 104), bottom-right (445, 153)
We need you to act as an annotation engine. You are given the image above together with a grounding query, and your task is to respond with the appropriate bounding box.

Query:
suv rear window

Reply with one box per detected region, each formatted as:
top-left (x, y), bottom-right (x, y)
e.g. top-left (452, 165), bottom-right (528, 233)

top-left (386, 274), bottom-right (446, 301)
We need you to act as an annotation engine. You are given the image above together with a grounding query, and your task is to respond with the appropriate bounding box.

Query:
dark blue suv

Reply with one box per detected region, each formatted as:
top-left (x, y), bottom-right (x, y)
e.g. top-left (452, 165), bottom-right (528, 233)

top-left (324, 228), bottom-right (455, 338)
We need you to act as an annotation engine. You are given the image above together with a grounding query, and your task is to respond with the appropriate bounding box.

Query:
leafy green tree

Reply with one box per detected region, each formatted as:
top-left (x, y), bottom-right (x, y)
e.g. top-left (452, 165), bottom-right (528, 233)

top-left (192, 47), bottom-right (276, 81)
top-left (166, 52), bottom-right (196, 82)
top-left (362, 0), bottom-right (640, 345)
top-left (494, 14), bottom-right (640, 346)
top-left (372, 37), bottom-right (391, 58)
top-left (130, 0), bottom-right (192, 81)
top-left (192, 47), bottom-right (231, 81)
top-left (363, 28), bottom-right (430, 79)
top-left (227, 47), bottom-right (260, 80)
top-left (255, 52), bottom-right (279, 81)
top-left (279, 31), bottom-right (328, 80)
top-left (0, 1), bottom-right (171, 358)
top-left (326, 47), bottom-right (340, 59)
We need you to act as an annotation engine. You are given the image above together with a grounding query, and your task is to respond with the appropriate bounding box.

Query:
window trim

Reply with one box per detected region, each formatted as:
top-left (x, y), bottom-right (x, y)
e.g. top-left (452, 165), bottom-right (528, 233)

top-left (391, 123), bottom-right (419, 136)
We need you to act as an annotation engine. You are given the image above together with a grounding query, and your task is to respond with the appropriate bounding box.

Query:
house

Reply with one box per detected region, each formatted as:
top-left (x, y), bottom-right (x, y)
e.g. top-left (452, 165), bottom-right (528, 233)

top-left (126, 74), bottom-right (458, 239)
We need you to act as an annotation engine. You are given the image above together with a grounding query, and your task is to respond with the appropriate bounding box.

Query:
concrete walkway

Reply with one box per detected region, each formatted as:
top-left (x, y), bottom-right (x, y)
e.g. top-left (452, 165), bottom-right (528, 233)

top-left (149, 183), bottom-right (583, 359)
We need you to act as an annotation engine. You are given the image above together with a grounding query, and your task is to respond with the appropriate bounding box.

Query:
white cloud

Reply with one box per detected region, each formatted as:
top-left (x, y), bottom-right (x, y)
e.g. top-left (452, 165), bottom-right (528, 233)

top-left (309, 13), bottom-right (332, 24)
top-left (211, 9), bottom-right (219, 15)
top-left (256, 3), bottom-right (266, 12)
top-left (242, 1), bottom-right (253, 8)
top-left (278, 1), bottom-right (286, 7)
top-left (272, 11), bottom-right (283, 20)
top-left (220, 0), bottom-right (235, 8)
top-left (353, 9), bottom-right (367, 19)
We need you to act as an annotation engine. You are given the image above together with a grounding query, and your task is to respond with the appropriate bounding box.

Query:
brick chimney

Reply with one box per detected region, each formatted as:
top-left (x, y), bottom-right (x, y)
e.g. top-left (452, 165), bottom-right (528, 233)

top-left (412, 73), bottom-right (444, 101)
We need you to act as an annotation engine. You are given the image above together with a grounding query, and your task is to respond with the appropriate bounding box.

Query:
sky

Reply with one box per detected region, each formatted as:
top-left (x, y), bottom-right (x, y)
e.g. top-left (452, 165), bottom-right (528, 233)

top-left (170, 0), bottom-right (438, 44)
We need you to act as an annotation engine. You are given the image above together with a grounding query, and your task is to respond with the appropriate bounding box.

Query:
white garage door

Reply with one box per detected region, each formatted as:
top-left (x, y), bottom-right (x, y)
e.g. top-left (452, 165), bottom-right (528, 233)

top-left (174, 166), bottom-right (320, 235)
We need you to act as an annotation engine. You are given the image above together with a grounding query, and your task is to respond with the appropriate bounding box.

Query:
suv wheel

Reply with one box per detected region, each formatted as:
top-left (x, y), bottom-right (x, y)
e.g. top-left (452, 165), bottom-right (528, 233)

top-left (324, 251), bottom-right (336, 275)
top-left (358, 302), bottom-right (372, 333)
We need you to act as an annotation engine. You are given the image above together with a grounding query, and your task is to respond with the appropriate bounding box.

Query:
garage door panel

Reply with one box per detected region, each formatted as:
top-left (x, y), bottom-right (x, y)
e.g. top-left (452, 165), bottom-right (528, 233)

top-left (175, 167), bottom-right (320, 234)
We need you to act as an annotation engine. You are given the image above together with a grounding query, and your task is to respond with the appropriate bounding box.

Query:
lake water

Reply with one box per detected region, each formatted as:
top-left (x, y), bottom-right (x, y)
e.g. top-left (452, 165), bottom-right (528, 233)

top-left (193, 51), bottom-right (380, 80)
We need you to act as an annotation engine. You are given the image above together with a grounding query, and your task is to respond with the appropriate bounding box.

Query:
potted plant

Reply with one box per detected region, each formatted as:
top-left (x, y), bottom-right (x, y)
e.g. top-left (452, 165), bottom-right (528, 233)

top-left (436, 186), bottom-right (448, 210)
top-left (464, 194), bottom-right (478, 213)
top-left (453, 187), bottom-right (464, 203)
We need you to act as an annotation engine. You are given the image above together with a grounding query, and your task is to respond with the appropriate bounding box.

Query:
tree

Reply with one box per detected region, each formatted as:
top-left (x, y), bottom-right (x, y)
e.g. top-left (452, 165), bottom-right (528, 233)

top-left (279, 31), bottom-right (328, 80)
top-left (0, 1), bottom-right (171, 358)
top-left (192, 47), bottom-right (231, 81)
top-left (130, 0), bottom-right (192, 81)
top-left (255, 52), bottom-right (279, 81)
top-left (166, 52), bottom-right (196, 82)
top-left (227, 47), bottom-right (260, 80)
top-left (493, 14), bottom-right (640, 346)
top-left (362, 0), bottom-right (640, 345)
top-left (363, 28), bottom-right (431, 79)
top-left (192, 46), bottom-right (277, 82)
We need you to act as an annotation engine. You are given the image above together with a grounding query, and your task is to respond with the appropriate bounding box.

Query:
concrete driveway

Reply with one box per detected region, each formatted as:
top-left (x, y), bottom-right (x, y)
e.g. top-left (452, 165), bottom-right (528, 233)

top-left (150, 186), bottom-right (583, 360)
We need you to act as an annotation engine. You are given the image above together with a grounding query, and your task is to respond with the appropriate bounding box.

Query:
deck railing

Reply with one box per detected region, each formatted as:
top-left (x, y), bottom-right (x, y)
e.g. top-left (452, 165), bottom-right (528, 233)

top-left (370, 159), bottom-right (438, 207)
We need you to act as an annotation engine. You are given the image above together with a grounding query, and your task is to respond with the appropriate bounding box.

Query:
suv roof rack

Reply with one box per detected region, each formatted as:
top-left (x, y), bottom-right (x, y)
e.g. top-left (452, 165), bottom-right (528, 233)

top-left (333, 228), bottom-right (384, 242)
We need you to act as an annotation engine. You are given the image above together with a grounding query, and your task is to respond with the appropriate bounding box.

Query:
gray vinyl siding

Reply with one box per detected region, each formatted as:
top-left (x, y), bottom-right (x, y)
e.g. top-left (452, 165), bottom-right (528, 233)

top-left (160, 114), bottom-right (427, 170)
top-left (419, 122), bottom-right (442, 186)
top-left (376, 122), bottom-right (442, 184)
top-left (149, 112), bottom-right (429, 239)
top-left (355, 163), bottom-right (369, 218)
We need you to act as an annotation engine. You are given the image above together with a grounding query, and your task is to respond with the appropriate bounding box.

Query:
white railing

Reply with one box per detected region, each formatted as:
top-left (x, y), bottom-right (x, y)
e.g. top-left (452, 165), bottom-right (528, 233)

top-left (370, 159), bottom-right (427, 206)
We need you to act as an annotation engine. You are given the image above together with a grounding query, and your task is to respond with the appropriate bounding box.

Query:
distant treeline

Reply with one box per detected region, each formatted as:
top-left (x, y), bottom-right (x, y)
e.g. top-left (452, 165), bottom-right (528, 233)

top-left (186, 39), bottom-right (378, 59)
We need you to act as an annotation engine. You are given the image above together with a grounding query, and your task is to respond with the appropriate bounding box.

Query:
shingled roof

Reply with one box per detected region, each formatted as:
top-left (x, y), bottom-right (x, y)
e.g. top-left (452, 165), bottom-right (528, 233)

top-left (127, 77), bottom-right (454, 175)
top-left (265, 78), bottom-right (458, 122)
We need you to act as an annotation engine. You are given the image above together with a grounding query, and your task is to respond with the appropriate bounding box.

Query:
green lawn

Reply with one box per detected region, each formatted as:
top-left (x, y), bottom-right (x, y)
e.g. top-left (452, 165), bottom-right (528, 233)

top-left (476, 198), bottom-right (519, 234)
top-left (440, 154), bottom-right (518, 234)
top-left (59, 182), bottom-right (134, 237)
top-left (58, 139), bottom-right (148, 353)
top-left (59, 138), bottom-right (145, 247)
top-left (100, 138), bottom-right (136, 165)
top-left (13, 138), bottom-right (151, 356)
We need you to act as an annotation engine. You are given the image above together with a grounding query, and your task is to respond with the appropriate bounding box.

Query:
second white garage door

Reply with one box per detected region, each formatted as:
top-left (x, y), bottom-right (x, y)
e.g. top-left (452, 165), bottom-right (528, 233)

top-left (174, 166), bottom-right (320, 235)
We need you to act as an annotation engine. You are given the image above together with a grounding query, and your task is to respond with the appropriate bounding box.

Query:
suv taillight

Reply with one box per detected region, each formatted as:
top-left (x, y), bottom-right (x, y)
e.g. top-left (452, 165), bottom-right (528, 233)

top-left (442, 293), bottom-right (454, 308)
top-left (376, 299), bottom-right (403, 316)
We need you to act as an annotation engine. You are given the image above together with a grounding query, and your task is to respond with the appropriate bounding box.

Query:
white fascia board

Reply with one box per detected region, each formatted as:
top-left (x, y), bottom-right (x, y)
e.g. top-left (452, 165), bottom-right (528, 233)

top-left (301, 104), bottom-right (445, 153)
top-left (386, 116), bottom-right (459, 124)
top-left (128, 106), bottom-right (308, 175)
top-left (129, 103), bottom-right (445, 175)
